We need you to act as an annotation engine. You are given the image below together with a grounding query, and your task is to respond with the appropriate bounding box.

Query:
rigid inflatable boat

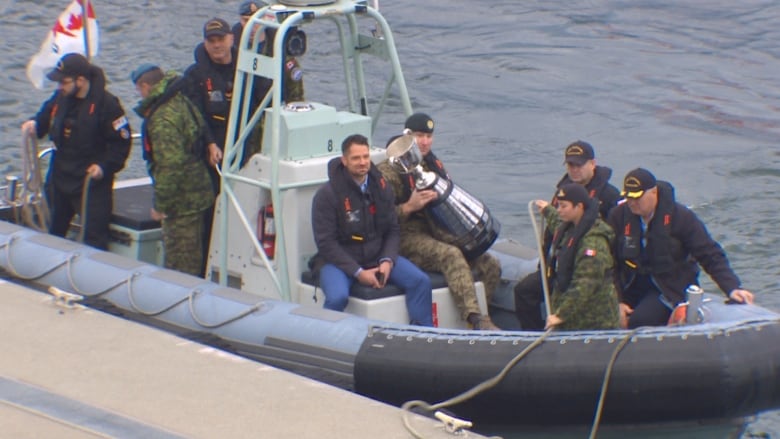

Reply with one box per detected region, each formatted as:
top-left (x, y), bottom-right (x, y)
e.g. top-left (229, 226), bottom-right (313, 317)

top-left (1, 222), bottom-right (779, 431)
top-left (4, 0), bottom-right (780, 435)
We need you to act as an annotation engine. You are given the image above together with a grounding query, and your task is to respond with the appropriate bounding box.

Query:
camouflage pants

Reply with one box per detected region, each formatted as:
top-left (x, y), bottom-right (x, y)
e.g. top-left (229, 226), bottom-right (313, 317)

top-left (162, 210), bottom-right (207, 277)
top-left (400, 231), bottom-right (501, 320)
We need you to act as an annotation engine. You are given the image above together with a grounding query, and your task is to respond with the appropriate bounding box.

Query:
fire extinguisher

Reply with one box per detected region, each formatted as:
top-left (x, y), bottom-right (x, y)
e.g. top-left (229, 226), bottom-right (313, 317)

top-left (258, 204), bottom-right (275, 259)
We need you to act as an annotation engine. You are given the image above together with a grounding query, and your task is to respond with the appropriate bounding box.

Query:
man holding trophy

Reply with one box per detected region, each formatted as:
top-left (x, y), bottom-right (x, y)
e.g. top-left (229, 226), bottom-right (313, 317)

top-left (377, 113), bottom-right (502, 330)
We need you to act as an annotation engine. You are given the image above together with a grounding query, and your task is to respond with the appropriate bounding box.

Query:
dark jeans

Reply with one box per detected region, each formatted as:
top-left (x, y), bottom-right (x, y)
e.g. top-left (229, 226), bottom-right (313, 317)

top-left (319, 256), bottom-right (433, 326)
top-left (623, 275), bottom-right (673, 328)
top-left (514, 269), bottom-right (545, 330)
top-left (49, 179), bottom-right (112, 250)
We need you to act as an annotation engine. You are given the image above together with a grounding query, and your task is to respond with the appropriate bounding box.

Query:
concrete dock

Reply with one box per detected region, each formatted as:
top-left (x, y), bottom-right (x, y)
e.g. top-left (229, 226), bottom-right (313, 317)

top-left (0, 280), bottom-right (483, 438)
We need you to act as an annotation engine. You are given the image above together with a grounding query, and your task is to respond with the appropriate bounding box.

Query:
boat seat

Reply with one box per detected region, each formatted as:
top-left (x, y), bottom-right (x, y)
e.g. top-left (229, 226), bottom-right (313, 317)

top-left (111, 184), bottom-right (161, 231)
top-left (299, 269), bottom-right (489, 329)
top-left (300, 271), bottom-right (448, 300)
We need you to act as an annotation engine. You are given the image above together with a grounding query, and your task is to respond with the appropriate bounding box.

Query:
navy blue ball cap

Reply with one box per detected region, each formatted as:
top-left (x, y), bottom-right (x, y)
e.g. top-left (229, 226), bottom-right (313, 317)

top-left (622, 168), bottom-right (657, 199)
top-left (239, 1), bottom-right (259, 16)
top-left (564, 140), bottom-right (595, 165)
top-left (203, 17), bottom-right (231, 38)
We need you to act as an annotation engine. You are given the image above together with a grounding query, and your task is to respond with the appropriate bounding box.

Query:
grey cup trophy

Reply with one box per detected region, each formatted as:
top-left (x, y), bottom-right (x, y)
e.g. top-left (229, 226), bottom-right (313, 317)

top-left (386, 134), bottom-right (500, 260)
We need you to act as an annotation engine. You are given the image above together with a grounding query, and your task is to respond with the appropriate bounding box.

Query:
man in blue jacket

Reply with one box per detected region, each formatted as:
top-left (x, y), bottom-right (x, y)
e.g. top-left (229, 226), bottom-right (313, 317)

top-left (311, 134), bottom-right (433, 326)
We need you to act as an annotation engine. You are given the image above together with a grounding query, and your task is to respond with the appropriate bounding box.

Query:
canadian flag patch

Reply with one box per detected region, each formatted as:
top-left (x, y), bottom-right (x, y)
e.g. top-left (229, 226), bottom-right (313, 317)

top-left (584, 248), bottom-right (597, 257)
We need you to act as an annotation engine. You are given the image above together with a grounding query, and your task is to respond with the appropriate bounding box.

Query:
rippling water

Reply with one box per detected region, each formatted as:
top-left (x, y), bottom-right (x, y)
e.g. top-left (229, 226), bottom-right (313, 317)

top-left (2, 0), bottom-right (779, 436)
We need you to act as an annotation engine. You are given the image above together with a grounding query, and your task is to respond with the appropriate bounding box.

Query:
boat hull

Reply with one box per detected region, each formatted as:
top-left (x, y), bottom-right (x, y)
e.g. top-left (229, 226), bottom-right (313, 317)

top-left (355, 321), bottom-right (780, 425)
top-left (2, 221), bottom-right (779, 428)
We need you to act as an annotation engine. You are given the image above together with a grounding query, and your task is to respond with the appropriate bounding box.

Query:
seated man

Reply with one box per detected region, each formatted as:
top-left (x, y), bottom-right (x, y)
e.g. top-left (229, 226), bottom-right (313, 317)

top-left (311, 134), bottom-right (433, 326)
top-left (533, 184), bottom-right (619, 330)
top-left (608, 168), bottom-right (754, 328)
top-left (515, 140), bottom-right (621, 330)
top-left (377, 113), bottom-right (502, 330)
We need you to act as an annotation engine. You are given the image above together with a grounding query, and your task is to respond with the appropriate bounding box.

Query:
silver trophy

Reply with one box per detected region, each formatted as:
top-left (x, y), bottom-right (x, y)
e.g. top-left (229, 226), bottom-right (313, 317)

top-left (386, 134), bottom-right (500, 260)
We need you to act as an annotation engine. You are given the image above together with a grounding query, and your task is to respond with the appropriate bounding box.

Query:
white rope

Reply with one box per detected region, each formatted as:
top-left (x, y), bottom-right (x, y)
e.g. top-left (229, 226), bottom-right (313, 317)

top-left (589, 328), bottom-right (641, 439)
top-left (188, 290), bottom-right (265, 329)
top-left (2, 235), bottom-right (70, 280)
top-left (527, 200), bottom-right (552, 319)
top-left (19, 132), bottom-right (50, 232)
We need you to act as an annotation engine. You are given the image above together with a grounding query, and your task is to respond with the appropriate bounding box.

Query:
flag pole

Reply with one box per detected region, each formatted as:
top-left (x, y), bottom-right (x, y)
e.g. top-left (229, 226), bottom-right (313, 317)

top-left (82, 0), bottom-right (91, 60)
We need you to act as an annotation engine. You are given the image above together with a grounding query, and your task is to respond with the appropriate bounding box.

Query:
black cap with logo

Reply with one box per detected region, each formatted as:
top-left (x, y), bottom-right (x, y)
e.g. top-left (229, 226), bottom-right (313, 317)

top-left (621, 168), bottom-right (657, 199)
top-left (203, 18), bottom-right (231, 38)
top-left (46, 53), bottom-right (91, 82)
top-left (404, 113), bottom-right (435, 134)
top-left (564, 140), bottom-right (595, 166)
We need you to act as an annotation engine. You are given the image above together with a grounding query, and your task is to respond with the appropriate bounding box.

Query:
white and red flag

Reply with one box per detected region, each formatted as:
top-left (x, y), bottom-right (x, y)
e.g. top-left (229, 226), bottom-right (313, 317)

top-left (26, 0), bottom-right (99, 89)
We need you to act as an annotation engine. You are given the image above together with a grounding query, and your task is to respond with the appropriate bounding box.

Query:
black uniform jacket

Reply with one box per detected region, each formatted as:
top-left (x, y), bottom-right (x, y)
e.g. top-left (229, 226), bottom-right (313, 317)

top-left (311, 158), bottom-right (399, 277)
top-left (34, 66), bottom-right (131, 195)
top-left (608, 181), bottom-right (741, 304)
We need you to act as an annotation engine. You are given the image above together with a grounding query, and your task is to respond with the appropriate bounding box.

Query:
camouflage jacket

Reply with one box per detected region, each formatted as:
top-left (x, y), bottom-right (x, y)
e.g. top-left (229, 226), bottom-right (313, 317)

top-left (134, 71), bottom-right (214, 218)
top-left (376, 159), bottom-right (432, 236)
top-left (543, 205), bottom-right (620, 330)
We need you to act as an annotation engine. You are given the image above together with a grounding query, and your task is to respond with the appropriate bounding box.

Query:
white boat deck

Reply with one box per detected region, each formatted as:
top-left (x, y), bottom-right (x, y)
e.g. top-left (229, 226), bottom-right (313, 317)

top-left (0, 280), bottom-right (483, 439)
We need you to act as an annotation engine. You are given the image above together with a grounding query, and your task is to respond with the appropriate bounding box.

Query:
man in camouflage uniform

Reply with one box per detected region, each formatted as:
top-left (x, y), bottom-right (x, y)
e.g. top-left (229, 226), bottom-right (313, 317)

top-left (132, 65), bottom-right (215, 276)
top-left (534, 183), bottom-right (619, 331)
top-left (377, 113), bottom-right (502, 330)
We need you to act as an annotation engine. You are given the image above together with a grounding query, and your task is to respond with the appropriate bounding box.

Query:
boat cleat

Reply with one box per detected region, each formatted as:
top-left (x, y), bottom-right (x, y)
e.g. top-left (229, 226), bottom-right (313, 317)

top-left (434, 410), bottom-right (473, 435)
top-left (47, 286), bottom-right (84, 309)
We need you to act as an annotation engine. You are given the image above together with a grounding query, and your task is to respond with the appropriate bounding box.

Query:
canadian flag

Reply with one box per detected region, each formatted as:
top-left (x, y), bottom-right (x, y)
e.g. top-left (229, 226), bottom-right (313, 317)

top-left (26, 0), bottom-right (99, 90)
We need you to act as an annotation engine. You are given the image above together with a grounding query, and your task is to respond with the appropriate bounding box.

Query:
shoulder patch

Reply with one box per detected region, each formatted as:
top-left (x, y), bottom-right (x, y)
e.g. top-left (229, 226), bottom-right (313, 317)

top-left (119, 128), bottom-right (130, 139)
top-left (112, 115), bottom-right (129, 131)
top-left (584, 248), bottom-right (597, 257)
top-left (291, 67), bottom-right (303, 82)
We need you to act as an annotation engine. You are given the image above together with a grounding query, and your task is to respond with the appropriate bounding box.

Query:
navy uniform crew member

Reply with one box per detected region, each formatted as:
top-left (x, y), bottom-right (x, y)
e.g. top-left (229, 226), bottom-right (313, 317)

top-left (554, 141), bottom-right (622, 220)
top-left (515, 140), bottom-right (621, 330)
top-left (232, 1), bottom-right (264, 49)
top-left (21, 53), bottom-right (131, 250)
top-left (535, 184), bottom-right (620, 331)
top-left (183, 18), bottom-right (239, 171)
top-left (184, 18), bottom-right (304, 171)
top-left (608, 168), bottom-right (754, 329)
top-left (311, 134), bottom-right (433, 326)
top-left (377, 113), bottom-right (502, 331)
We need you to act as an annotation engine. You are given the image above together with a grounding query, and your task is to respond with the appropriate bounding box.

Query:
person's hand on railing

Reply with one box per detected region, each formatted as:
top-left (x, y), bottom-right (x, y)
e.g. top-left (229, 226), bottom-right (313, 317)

top-left (207, 143), bottom-right (222, 167)
top-left (21, 120), bottom-right (37, 136)
top-left (534, 199), bottom-right (549, 212)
